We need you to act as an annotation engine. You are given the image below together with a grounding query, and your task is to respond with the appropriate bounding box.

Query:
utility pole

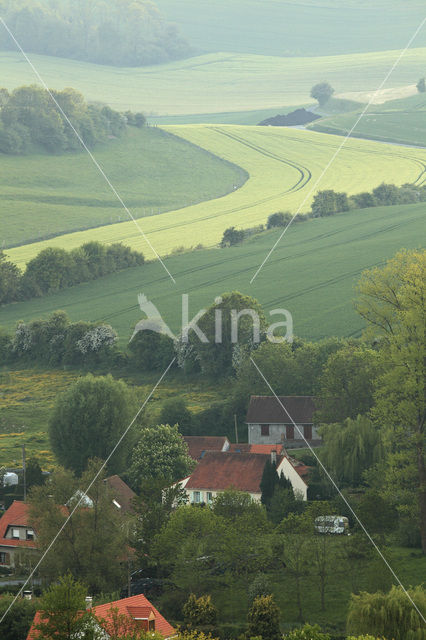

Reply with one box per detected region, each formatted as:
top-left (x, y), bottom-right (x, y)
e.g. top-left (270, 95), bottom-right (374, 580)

top-left (22, 444), bottom-right (26, 502)
top-left (234, 414), bottom-right (239, 444)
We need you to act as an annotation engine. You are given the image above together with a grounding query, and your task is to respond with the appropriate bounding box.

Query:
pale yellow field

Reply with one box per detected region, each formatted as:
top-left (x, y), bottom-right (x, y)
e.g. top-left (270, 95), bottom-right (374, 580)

top-left (7, 125), bottom-right (426, 267)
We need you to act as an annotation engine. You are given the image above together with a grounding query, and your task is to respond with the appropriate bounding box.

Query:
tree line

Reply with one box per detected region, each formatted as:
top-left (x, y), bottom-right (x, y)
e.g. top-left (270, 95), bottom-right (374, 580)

top-left (0, 241), bottom-right (144, 304)
top-left (0, 0), bottom-right (191, 67)
top-left (221, 182), bottom-right (426, 247)
top-left (0, 85), bottom-right (146, 155)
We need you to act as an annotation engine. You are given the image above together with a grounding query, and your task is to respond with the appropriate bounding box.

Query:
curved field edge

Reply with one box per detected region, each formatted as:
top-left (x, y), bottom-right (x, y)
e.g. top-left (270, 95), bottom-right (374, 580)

top-left (5, 126), bottom-right (426, 268)
top-left (1, 202), bottom-right (425, 347)
top-left (1, 48), bottom-right (426, 115)
top-left (0, 127), bottom-right (248, 250)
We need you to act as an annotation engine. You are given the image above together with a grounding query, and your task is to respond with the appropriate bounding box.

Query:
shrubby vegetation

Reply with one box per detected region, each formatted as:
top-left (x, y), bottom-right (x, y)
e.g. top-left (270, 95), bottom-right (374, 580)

top-left (0, 85), bottom-right (138, 155)
top-left (0, 242), bottom-right (144, 304)
top-left (0, 0), bottom-right (191, 67)
top-left (0, 310), bottom-right (120, 367)
top-left (220, 182), bottom-right (426, 249)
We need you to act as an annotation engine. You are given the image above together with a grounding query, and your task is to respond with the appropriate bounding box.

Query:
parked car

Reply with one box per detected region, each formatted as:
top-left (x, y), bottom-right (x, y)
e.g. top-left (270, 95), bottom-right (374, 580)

top-left (314, 515), bottom-right (349, 534)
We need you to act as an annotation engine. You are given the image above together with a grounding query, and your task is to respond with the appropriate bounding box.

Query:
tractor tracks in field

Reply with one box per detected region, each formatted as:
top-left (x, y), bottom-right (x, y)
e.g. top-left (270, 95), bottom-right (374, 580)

top-left (92, 208), bottom-right (424, 327)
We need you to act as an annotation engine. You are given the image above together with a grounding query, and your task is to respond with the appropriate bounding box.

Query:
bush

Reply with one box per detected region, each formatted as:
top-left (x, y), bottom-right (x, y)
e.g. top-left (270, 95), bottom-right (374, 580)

top-left (284, 624), bottom-right (330, 639)
top-left (183, 594), bottom-right (218, 627)
top-left (129, 329), bottom-right (175, 371)
top-left (160, 398), bottom-right (193, 435)
top-left (220, 227), bottom-right (245, 247)
top-left (267, 212), bottom-right (292, 228)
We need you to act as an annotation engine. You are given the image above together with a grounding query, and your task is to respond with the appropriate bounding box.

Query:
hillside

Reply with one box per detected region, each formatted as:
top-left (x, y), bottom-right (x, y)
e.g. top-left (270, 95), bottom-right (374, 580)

top-left (309, 93), bottom-right (426, 146)
top-left (1, 48), bottom-right (426, 116)
top-left (1, 201), bottom-right (424, 346)
top-left (156, 0), bottom-right (426, 57)
top-left (5, 125), bottom-right (425, 266)
top-left (0, 126), bottom-right (247, 249)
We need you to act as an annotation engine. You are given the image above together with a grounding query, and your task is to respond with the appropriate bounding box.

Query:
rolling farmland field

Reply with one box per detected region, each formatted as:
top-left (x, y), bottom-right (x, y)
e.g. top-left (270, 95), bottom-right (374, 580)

top-left (157, 0), bottom-right (426, 57)
top-left (310, 94), bottom-right (426, 146)
top-left (1, 201), bottom-right (424, 345)
top-left (0, 126), bottom-right (247, 249)
top-left (5, 125), bottom-right (426, 267)
top-left (1, 48), bottom-right (426, 116)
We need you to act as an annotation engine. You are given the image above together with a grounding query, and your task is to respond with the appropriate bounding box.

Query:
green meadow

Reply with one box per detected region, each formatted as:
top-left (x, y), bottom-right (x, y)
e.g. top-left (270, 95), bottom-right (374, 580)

top-left (157, 0), bottom-right (426, 57)
top-left (310, 93), bottom-right (426, 146)
top-left (0, 126), bottom-right (247, 249)
top-left (1, 47), bottom-right (426, 116)
top-left (6, 125), bottom-right (425, 266)
top-left (1, 202), bottom-right (424, 346)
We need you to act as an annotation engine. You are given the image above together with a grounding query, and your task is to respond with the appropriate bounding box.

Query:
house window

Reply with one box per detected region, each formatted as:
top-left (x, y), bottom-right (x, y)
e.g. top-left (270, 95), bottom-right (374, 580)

top-left (206, 492), bottom-right (213, 504)
top-left (193, 491), bottom-right (201, 504)
top-left (0, 552), bottom-right (8, 564)
top-left (12, 528), bottom-right (20, 539)
top-left (286, 425), bottom-right (294, 439)
top-left (304, 425), bottom-right (312, 440)
top-left (26, 530), bottom-right (35, 541)
top-left (261, 424), bottom-right (270, 437)
top-left (149, 620), bottom-right (155, 632)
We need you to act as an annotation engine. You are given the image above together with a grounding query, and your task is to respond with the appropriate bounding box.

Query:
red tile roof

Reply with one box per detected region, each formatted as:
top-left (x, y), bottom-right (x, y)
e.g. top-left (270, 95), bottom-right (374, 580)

top-left (0, 501), bottom-right (36, 549)
top-left (183, 436), bottom-right (229, 460)
top-left (104, 475), bottom-right (136, 514)
top-left (185, 451), bottom-right (281, 493)
top-left (27, 594), bottom-right (176, 640)
top-left (229, 443), bottom-right (285, 455)
top-left (246, 395), bottom-right (316, 424)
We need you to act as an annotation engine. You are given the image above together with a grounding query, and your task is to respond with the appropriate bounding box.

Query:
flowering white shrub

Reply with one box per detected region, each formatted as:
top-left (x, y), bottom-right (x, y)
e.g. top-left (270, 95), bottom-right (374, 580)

top-left (12, 321), bottom-right (32, 353)
top-left (76, 324), bottom-right (117, 354)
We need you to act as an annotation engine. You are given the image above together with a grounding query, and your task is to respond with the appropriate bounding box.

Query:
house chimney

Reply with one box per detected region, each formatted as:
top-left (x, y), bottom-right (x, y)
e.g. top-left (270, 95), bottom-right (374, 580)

top-left (85, 596), bottom-right (93, 610)
top-left (23, 590), bottom-right (32, 601)
top-left (271, 450), bottom-right (277, 465)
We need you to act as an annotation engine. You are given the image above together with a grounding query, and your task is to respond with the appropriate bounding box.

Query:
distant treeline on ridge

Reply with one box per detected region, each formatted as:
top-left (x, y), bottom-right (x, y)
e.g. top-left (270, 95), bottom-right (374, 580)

top-left (0, 0), bottom-right (191, 66)
top-left (0, 84), bottom-right (146, 155)
top-left (0, 242), bottom-right (144, 305)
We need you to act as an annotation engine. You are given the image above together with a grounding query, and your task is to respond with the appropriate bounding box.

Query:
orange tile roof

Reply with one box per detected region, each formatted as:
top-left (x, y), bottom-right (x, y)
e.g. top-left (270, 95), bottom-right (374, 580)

top-left (185, 451), bottom-right (281, 493)
top-left (0, 501), bottom-right (36, 549)
top-left (27, 594), bottom-right (175, 639)
top-left (229, 443), bottom-right (285, 455)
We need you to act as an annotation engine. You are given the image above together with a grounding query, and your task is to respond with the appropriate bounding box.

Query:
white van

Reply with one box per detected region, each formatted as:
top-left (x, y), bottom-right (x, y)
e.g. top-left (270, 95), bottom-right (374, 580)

top-left (314, 515), bottom-right (349, 535)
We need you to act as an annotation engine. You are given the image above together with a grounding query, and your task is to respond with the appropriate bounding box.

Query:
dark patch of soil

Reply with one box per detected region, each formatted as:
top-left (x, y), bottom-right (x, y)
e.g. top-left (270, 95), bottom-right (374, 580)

top-left (259, 108), bottom-right (321, 127)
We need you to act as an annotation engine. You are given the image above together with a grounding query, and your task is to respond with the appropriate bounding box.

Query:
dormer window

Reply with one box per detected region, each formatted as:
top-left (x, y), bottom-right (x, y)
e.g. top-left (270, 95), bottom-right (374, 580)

top-left (12, 528), bottom-right (20, 539)
top-left (26, 529), bottom-right (35, 540)
top-left (149, 620), bottom-right (155, 631)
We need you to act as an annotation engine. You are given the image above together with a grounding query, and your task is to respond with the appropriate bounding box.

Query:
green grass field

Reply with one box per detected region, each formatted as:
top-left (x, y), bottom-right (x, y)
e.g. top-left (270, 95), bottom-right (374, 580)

top-left (157, 0), bottom-right (426, 57)
top-left (5, 125), bottom-right (425, 266)
top-left (0, 126), bottom-right (247, 249)
top-left (310, 93), bottom-right (426, 146)
top-left (0, 368), bottom-right (226, 468)
top-left (1, 47), bottom-right (426, 116)
top-left (1, 202), bottom-right (424, 347)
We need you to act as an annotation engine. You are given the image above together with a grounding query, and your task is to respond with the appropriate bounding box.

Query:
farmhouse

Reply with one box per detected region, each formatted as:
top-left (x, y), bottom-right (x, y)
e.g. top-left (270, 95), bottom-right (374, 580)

top-left (0, 500), bottom-right (37, 568)
top-left (177, 450), bottom-right (308, 503)
top-left (246, 395), bottom-right (321, 448)
top-left (27, 593), bottom-right (176, 639)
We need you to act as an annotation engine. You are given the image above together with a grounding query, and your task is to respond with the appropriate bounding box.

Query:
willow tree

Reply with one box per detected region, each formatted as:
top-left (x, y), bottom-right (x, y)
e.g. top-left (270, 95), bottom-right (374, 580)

top-left (319, 415), bottom-right (383, 487)
top-left (356, 249), bottom-right (426, 552)
top-left (347, 585), bottom-right (426, 640)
